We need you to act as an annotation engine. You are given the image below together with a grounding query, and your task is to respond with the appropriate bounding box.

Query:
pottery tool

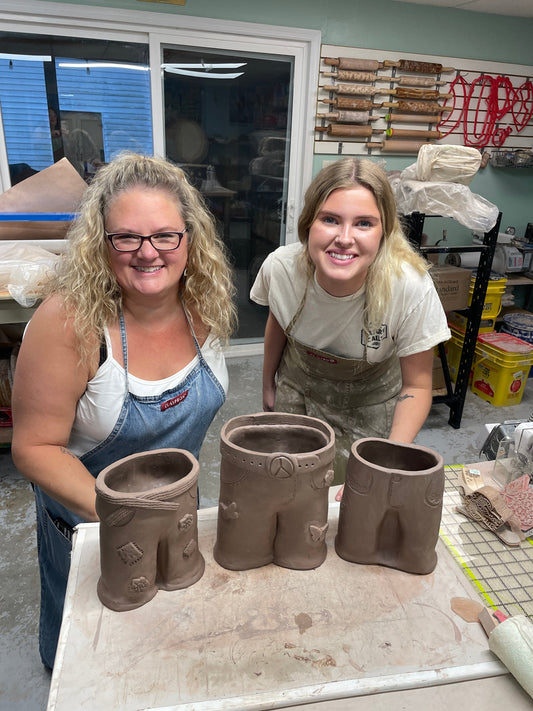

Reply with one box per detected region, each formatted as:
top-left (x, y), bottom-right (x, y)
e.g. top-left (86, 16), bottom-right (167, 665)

top-left (384, 112), bottom-right (441, 124)
top-left (389, 75), bottom-right (447, 87)
top-left (316, 125), bottom-right (384, 138)
top-left (321, 97), bottom-right (377, 111)
top-left (386, 127), bottom-right (442, 139)
top-left (323, 84), bottom-right (452, 100)
top-left (382, 100), bottom-right (446, 114)
top-left (323, 57), bottom-right (382, 72)
top-left (366, 140), bottom-right (428, 152)
top-left (322, 70), bottom-right (378, 83)
top-left (488, 615), bottom-right (533, 698)
top-left (318, 111), bottom-right (379, 123)
top-left (450, 597), bottom-right (508, 634)
top-left (384, 59), bottom-right (454, 73)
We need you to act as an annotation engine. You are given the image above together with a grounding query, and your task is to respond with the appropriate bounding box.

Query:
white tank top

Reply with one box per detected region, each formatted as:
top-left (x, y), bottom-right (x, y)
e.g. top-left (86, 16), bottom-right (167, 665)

top-left (68, 326), bottom-right (228, 457)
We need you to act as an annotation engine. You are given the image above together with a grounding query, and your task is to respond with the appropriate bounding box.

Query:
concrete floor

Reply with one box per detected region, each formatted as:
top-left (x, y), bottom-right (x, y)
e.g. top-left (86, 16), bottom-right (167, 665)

top-left (3, 353), bottom-right (533, 711)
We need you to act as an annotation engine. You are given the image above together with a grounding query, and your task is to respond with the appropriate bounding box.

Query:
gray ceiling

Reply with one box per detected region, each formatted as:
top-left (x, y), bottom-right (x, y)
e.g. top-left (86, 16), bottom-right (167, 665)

top-left (391, 0), bottom-right (533, 18)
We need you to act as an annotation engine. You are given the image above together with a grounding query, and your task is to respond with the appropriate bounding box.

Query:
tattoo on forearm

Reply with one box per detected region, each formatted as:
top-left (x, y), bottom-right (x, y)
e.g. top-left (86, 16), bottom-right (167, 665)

top-left (60, 446), bottom-right (79, 461)
top-left (397, 393), bottom-right (414, 402)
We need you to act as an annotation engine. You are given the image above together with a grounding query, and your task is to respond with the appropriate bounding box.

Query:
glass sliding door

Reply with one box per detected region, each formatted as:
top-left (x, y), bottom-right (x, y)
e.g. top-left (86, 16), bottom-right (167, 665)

top-left (162, 45), bottom-right (293, 342)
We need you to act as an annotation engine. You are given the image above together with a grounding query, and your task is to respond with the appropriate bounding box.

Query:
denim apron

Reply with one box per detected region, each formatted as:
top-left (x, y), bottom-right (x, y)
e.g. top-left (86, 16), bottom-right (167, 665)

top-left (275, 283), bottom-right (402, 485)
top-left (34, 312), bottom-right (225, 669)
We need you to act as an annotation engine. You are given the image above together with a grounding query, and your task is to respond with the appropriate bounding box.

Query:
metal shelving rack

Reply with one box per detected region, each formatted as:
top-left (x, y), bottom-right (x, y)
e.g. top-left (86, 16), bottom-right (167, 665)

top-left (402, 210), bottom-right (502, 429)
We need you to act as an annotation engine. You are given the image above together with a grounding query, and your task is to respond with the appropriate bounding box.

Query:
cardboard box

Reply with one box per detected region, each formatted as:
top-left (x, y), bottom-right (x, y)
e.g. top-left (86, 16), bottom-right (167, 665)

top-left (430, 265), bottom-right (473, 312)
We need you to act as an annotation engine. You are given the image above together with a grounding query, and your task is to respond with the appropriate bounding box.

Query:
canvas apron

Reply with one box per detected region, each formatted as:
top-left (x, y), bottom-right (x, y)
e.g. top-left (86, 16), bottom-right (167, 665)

top-left (33, 312), bottom-right (225, 669)
top-left (275, 286), bottom-right (402, 485)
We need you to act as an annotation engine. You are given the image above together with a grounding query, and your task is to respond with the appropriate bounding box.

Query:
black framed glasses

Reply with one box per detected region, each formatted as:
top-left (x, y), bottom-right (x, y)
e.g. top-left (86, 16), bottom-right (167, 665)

top-left (105, 230), bottom-right (187, 252)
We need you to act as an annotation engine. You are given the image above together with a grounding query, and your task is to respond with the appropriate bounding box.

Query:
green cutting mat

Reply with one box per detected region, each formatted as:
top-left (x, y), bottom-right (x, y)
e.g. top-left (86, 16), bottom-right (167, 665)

top-left (440, 465), bottom-right (533, 619)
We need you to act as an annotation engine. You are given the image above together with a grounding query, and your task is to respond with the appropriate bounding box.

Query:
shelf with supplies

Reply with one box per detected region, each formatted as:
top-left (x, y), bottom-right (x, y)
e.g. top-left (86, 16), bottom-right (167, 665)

top-left (402, 210), bottom-right (502, 429)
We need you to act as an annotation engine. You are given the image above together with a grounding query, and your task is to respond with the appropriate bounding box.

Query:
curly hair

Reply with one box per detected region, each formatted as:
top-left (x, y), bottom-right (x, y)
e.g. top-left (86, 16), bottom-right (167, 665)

top-left (48, 152), bottom-right (236, 361)
top-left (297, 157), bottom-right (428, 332)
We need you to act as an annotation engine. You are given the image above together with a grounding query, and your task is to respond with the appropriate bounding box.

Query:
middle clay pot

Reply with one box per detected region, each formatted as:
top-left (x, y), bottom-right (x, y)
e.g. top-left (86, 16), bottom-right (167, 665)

top-left (213, 412), bottom-right (336, 571)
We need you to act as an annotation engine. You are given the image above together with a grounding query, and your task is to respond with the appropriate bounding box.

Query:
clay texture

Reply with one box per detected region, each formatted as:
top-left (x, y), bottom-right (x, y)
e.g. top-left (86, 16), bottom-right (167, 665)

top-left (335, 438), bottom-right (444, 575)
top-left (214, 412), bottom-right (335, 571)
top-left (95, 448), bottom-right (204, 611)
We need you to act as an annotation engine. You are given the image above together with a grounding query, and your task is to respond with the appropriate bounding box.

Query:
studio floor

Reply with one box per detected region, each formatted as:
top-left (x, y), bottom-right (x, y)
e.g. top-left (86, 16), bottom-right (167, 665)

top-left (2, 353), bottom-right (533, 711)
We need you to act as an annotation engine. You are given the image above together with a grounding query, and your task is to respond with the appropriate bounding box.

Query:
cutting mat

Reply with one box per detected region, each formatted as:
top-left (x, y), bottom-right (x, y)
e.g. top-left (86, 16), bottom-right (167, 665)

top-left (440, 464), bottom-right (533, 620)
top-left (48, 504), bottom-right (502, 711)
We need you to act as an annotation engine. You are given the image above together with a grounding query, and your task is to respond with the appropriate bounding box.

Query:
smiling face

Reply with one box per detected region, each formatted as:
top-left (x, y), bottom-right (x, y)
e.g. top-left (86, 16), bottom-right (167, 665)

top-left (105, 186), bottom-right (188, 304)
top-left (307, 186), bottom-right (383, 297)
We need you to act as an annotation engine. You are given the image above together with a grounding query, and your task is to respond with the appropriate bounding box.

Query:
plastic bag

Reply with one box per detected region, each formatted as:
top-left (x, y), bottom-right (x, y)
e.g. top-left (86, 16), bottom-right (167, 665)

top-left (390, 177), bottom-right (499, 232)
top-left (0, 243), bottom-right (60, 307)
top-left (401, 145), bottom-right (482, 185)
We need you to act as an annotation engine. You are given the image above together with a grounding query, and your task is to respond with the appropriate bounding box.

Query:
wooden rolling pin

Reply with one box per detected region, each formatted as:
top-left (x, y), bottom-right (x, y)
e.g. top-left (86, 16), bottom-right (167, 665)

top-left (324, 57), bottom-right (382, 71)
top-left (316, 125), bottom-right (383, 138)
top-left (321, 97), bottom-right (377, 110)
top-left (322, 70), bottom-right (378, 82)
top-left (384, 112), bottom-right (441, 124)
top-left (382, 100), bottom-right (446, 113)
top-left (386, 127), bottom-right (442, 139)
top-left (384, 59), bottom-right (454, 73)
top-left (390, 75), bottom-right (446, 87)
top-left (367, 140), bottom-right (429, 152)
top-left (323, 84), bottom-right (451, 100)
top-left (318, 111), bottom-right (379, 123)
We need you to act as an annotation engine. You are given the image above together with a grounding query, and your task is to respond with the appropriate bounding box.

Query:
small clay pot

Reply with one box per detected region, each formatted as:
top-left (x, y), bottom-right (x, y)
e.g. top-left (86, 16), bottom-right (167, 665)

top-left (214, 412), bottom-right (335, 571)
top-left (335, 438), bottom-right (444, 575)
top-left (95, 448), bottom-right (204, 611)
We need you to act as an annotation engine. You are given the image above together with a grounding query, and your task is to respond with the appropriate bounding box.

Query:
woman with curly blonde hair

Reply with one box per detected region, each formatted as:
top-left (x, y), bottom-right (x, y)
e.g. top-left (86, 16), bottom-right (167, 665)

top-left (251, 157), bottom-right (449, 492)
top-left (12, 152), bottom-right (236, 670)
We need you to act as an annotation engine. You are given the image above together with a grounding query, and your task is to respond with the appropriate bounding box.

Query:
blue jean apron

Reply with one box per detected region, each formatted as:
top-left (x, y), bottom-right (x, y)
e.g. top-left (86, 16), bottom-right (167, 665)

top-left (34, 313), bottom-right (225, 669)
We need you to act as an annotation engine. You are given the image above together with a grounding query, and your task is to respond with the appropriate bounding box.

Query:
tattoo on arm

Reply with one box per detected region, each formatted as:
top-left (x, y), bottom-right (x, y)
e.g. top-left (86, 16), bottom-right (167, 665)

top-left (397, 393), bottom-right (414, 402)
top-left (60, 446), bottom-right (79, 461)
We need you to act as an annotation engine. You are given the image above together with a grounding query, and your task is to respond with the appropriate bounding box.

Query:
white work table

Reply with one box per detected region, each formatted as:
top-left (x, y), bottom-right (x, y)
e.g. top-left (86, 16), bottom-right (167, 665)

top-left (47, 490), bottom-right (532, 711)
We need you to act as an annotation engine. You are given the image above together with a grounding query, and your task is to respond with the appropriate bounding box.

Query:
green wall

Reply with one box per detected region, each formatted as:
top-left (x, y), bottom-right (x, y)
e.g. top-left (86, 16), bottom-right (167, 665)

top-left (32, 0), bottom-right (533, 238)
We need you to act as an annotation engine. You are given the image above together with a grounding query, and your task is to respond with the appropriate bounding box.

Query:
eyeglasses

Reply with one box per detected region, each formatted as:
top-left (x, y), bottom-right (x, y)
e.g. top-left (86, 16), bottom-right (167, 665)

top-left (105, 230), bottom-right (187, 252)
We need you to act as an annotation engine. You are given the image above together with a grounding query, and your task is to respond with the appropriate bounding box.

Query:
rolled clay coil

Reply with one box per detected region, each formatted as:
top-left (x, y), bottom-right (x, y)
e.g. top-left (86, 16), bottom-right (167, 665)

top-left (324, 57), bottom-right (382, 71)
top-left (386, 127), bottom-right (442, 139)
top-left (321, 110), bottom-right (372, 123)
top-left (385, 113), bottom-right (440, 124)
top-left (393, 75), bottom-right (446, 87)
top-left (325, 97), bottom-right (376, 110)
top-left (383, 100), bottom-right (445, 113)
top-left (324, 83), bottom-right (377, 96)
top-left (367, 140), bottom-right (428, 152)
top-left (384, 59), bottom-right (454, 73)
top-left (319, 124), bottom-right (376, 138)
top-left (322, 70), bottom-right (377, 82)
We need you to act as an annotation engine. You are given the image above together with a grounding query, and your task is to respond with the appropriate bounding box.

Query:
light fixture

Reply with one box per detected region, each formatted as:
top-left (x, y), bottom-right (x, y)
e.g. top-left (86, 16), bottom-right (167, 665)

top-left (58, 61), bottom-right (149, 71)
top-left (161, 62), bottom-right (246, 80)
top-left (0, 53), bottom-right (51, 62)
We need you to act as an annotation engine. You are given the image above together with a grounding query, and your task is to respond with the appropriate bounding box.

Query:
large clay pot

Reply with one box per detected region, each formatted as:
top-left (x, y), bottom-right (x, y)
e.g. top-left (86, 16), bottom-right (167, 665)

top-left (214, 412), bottom-right (335, 571)
top-left (95, 448), bottom-right (204, 611)
top-left (335, 438), bottom-right (444, 575)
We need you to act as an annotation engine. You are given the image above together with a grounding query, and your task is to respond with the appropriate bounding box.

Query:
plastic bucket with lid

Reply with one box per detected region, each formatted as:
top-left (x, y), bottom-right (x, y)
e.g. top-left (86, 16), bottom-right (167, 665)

top-left (471, 332), bottom-right (533, 406)
top-left (501, 312), bottom-right (533, 345)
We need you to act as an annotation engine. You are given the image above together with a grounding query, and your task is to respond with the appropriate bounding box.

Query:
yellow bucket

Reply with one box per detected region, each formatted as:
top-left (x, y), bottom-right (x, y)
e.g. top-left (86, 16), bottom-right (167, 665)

top-left (440, 326), bottom-right (478, 383)
top-left (468, 275), bottom-right (507, 319)
top-left (471, 331), bottom-right (533, 406)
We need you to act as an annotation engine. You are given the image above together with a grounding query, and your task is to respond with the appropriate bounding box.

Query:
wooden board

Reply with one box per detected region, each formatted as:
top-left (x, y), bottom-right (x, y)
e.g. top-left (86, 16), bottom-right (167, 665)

top-left (48, 503), bottom-right (506, 711)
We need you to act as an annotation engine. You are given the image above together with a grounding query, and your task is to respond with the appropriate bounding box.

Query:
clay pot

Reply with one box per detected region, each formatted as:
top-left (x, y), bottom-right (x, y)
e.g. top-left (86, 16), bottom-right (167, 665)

top-left (95, 448), bottom-right (204, 611)
top-left (214, 412), bottom-right (335, 571)
top-left (335, 438), bottom-right (444, 575)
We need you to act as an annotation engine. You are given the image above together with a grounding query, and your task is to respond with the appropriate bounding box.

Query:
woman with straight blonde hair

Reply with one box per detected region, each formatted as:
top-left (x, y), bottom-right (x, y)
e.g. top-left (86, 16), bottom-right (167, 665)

top-left (12, 152), bottom-right (236, 670)
top-left (251, 157), bottom-right (449, 489)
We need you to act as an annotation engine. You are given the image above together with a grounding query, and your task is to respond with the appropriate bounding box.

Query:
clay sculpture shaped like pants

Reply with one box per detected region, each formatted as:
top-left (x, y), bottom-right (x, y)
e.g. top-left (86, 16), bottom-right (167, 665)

top-left (95, 448), bottom-right (205, 611)
top-left (214, 412), bottom-right (335, 571)
top-left (335, 438), bottom-right (444, 575)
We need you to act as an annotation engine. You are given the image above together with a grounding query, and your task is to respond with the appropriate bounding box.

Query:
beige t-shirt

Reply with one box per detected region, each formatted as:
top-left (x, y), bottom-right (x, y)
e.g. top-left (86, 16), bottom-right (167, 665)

top-left (250, 242), bottom-right (451, 362)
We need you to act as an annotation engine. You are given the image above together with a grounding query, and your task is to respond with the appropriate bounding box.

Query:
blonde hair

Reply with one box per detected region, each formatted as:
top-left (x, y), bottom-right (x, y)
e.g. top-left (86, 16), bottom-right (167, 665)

top-left (50, 152), bottom-right (236, 361)
top-left (297, 157), bottom-right (428, 331)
